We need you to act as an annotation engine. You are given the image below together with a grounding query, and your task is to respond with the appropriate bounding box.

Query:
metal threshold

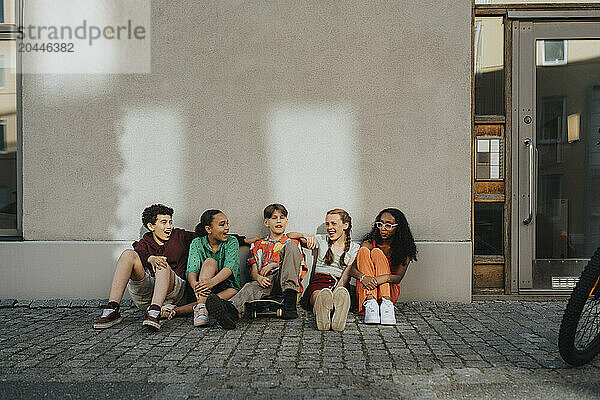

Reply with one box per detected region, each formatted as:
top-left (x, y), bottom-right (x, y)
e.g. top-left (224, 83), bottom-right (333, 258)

top-left (473, 291), bottom-right (571, 301)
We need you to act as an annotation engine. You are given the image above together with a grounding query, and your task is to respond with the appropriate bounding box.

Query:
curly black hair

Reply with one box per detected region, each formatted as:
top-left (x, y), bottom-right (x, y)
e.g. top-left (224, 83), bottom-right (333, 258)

top-left (141, 204), bottom-right (174, 228)
top-left (363, 208), bottom-right (417, 267)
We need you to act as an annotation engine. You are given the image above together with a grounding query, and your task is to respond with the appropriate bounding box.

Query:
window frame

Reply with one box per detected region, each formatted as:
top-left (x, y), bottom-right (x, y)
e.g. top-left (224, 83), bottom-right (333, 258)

top-left (0, 120), bottom-right (6, 153)
top-left (0, 0), bottom-right (22, 237)
top-left (474, 16), bottom-right (506, 117)
top-left (0, 0), bottom-right (21, 32)
top-left (0, 185), bottom-right (8, 220)
top-left (540, 39), bottom-right (568, 66)
top-left (474, 201), bottom-right (505, 257)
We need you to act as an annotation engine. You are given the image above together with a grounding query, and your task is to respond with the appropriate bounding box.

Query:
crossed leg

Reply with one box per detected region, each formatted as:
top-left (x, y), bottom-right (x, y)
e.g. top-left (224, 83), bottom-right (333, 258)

top-left (175, 258), bottom-right (238, 316)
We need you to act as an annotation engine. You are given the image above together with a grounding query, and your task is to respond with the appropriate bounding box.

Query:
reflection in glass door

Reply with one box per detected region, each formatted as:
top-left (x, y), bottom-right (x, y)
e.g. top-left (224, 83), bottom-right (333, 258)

top-left (0, 39), bottom-right (17, 233)
top-left (535, 38), bottom-right (600, 289)
top-left (516, 22), bottom-right (600, 291)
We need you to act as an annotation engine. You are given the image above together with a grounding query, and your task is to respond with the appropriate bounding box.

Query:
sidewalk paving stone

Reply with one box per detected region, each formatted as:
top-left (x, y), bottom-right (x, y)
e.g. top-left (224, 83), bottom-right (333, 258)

top-left (0, 300), bottom-right (599, 399)
top-left (29, 299), bottom-right (46, 308)
top-left (84, 299), bottom-right (104, 308)
top-left (69, 299), bottom-right (87, 308)
top-left (57, 299), bottom-right (72, 308)
top-left (0, 298), bottom-right (16, 308)
top-left (13, 299), bottom-right (32, 307)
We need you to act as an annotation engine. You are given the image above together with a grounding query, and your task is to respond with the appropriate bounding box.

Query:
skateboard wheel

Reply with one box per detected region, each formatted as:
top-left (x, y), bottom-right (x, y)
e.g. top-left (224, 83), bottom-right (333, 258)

top-left (276, 308), bottom-right (283, 317)
top-left (252, 310), bottom-right (257, 319)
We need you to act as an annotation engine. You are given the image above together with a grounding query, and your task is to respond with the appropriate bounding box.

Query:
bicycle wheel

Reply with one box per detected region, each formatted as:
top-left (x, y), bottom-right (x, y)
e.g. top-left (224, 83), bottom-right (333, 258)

top-left (558, 246), bottom-right (600, 366)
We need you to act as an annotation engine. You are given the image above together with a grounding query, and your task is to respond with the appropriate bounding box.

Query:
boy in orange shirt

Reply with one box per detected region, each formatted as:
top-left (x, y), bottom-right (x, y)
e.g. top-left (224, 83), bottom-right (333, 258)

top-left (206, 203), bottom-right (307, 329)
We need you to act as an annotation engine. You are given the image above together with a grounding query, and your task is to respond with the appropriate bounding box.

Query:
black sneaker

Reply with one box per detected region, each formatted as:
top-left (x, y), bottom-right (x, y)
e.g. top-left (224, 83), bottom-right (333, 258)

top-left (206, 294), bottom-right (238, 330)
top-left (281, 289), bottom-right (298, 319)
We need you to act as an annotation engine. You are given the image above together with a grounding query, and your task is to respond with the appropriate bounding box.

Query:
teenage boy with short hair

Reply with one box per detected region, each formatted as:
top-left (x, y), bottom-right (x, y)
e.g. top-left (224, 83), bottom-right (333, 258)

top-left (206, 203), bottom-right (307, 329)
top-left (93, 204), bottom-right (196, 331)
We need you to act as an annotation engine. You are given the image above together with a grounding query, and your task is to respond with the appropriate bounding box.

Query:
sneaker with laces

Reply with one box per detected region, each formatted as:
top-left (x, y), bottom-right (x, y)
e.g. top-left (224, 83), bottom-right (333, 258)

top-left (314, 288), bottom-right (333, 331)
top-left (193, 303), bottom-right (209, 327)
top-left (142, 304), bottom-right (161, 331)
top-left (363, 298), bottom-right (380, 324)
top-left (379, 298), bottom-right (397, 325)
top-left (160, 304), bottom-right (176, 320)
top-left (93, 305), bottom-right (123, 329)
top-left (331, 287), bottom-right (350, 332)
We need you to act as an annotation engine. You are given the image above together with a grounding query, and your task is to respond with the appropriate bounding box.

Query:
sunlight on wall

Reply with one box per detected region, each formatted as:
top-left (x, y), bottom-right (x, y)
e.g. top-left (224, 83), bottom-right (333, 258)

top-left (23, 0), bottom-right (150, 78)
top-left (112, 107), bottom-right (184, 240)
top-left (24, 1), bottom-right (107, 74)
top-left (267, 103), bottom-right (359, 233)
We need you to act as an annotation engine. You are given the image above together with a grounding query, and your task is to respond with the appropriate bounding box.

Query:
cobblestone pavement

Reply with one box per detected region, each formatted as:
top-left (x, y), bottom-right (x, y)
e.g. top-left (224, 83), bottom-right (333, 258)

top-left (1, 300), bottom-right (599, 399)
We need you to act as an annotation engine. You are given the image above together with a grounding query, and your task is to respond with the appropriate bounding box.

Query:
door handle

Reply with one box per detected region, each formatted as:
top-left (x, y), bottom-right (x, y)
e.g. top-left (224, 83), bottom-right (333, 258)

top-left (523, 138), bottom-right (534, 225)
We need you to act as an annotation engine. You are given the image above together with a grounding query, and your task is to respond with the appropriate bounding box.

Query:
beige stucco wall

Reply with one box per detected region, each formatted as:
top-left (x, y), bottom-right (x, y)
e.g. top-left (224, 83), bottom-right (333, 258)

top-left (13, 1), bottom-right (472, 300)
top-left (0, 241), bottom-right (471, 301)
top-left (22, 0), bottom-right (471, 241)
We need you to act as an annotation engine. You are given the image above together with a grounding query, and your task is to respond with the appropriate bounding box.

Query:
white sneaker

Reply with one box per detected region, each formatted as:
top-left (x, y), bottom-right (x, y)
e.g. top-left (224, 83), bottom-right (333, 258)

top-left (160, 304), bottom-right (176, 320)
top-left (314, 288), bottom-right (333, 331)
top-left (193, 303), bottom-right (209, 327)
top-left (363, 299), bottom-right (380, 324)
top-left (379, 298), bottom-right (397, 325)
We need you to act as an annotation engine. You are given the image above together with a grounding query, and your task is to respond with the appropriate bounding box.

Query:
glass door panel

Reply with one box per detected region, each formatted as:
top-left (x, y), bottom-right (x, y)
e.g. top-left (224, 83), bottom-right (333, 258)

top-left (533, 39), bottom-right (600, 289)
top-left (516, 22), bottom-right (600, 291)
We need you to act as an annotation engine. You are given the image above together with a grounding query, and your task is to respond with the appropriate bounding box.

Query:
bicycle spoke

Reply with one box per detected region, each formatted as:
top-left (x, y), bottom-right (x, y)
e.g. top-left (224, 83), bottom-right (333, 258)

top-left (579, 302), bottom-right (596, 335)
top-left (576, 311), bottom-right (593, 348)
top-left (576, 311), bottom-right (592, 347)
top-left (576, 301), bottom-right (596, 346)
top-left (577, 301), bottom-right (598, 346)
top-left (575, 299), bottom-right (600, 350)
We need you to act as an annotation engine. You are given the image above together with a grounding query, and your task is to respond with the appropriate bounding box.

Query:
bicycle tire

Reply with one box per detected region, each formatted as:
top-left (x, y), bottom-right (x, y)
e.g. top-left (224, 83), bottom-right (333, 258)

top-left (558, 246), bottom-right (600, 366)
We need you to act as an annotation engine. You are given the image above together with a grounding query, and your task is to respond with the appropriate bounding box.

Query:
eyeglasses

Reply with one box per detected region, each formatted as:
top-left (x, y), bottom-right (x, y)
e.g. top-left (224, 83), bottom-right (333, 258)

top-left (375, 222), bottom-right (398, 230)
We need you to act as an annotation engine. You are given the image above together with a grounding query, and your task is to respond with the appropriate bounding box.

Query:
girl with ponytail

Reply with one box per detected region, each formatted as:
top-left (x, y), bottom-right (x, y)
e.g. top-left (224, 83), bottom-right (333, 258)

top-left (288, 209), bottom-right (360, 331)
top-left (185, 209), bottom-right (242, 327)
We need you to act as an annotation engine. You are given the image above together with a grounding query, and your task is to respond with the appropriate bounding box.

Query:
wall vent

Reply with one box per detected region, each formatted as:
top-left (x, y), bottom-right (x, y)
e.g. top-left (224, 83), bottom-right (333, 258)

top-left (552, 276), bottom-right (579, 289)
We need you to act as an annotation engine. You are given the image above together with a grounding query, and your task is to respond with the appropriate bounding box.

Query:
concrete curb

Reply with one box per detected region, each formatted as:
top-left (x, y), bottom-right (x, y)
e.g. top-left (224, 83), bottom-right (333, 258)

top-left (0, 298), bottom-right (135, 309)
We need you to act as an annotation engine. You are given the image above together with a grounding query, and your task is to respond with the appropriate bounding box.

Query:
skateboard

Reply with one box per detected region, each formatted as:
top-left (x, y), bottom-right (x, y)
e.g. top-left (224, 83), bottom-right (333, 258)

top-left (245, 297), bottom-right (284, 319)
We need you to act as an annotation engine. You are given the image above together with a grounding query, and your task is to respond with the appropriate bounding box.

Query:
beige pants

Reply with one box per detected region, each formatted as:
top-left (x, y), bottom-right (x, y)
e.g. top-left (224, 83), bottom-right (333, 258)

top-left (127, 270), bottom-right (186, 310)
top-left (231, 241), bottom-right (301, 315)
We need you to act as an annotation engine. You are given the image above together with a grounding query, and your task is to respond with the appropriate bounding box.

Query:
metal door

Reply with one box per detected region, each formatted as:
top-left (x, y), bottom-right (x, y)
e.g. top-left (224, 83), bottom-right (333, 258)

top-left (513, 20), bottom-right (600, 292)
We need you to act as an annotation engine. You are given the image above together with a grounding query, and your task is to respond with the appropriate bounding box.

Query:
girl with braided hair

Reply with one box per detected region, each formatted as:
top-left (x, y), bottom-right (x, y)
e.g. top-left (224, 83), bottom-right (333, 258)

top-left (289, 209), bottom-right (360, 331)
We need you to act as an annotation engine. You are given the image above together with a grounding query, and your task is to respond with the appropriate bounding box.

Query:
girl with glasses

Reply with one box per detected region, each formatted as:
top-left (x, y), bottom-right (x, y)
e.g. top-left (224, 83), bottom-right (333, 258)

top-left (349, 208), bottom-right (417, 325)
